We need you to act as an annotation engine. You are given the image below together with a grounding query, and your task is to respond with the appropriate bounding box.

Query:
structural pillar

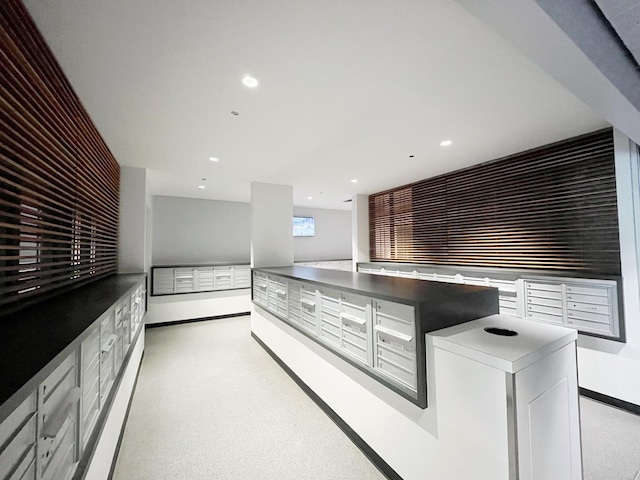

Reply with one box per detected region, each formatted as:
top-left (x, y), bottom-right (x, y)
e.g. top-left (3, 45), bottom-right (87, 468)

top-left (250, 182), bottom-right (294, 268)
top-left (352, 194), bottom-right (370, 271)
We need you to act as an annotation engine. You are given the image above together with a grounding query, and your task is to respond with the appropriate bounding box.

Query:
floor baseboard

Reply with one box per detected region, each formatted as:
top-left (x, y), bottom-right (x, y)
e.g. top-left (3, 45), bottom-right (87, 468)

top-left (580, 387), bottom-right (640, 416)
top-left (145, 312), bottom-right (250, 329)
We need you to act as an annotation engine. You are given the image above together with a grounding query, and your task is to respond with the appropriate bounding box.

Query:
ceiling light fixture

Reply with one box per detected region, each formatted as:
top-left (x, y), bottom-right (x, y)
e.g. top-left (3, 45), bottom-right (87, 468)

top-left (209, 157), bottom-right (219, 162)
top-left (242, 76), bottom-right (258, 88)
top-left (440, 140), bottom-right (453, 147)
top-left (350, 179), bottom-right (358, 183)
top-left (197, 185), bottom-right (205, 189)
top-left (307, 196), bottom-right (313, 200)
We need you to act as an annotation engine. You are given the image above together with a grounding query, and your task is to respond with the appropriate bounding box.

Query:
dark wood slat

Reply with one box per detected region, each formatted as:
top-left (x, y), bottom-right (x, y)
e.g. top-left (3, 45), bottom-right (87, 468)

top-left (369, 128), bottom-right (620, 275)
top-left (1, 0), bottom-right (119, 313)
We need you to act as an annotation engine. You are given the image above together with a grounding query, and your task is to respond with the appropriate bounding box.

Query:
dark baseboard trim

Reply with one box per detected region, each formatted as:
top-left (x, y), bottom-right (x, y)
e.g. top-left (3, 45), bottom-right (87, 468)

top-left (251, 332), bottom-right (403, 480)
top-left (145, 312), bottom-right (250, 328)
top-left (580, 387), bottom-right (640, 416)
top-left (108, 351), bottom-right (145, 480)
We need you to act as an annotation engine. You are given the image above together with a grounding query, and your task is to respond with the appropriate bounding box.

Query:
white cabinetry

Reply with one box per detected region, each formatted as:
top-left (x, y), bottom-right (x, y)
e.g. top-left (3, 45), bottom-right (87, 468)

top-left (523, 277), bottom-right (619, 337)
top-left (0, 276), bottom-right (146, 480)
top-left (431, 315), bottom-right (581, 480)
top-left (339, 292), bottom-right (370, 365)
top-left (373, 300), bottom-right (417, 392)
top-left (294, 260), bottom-right (353, 271)
top-left (37, 354), bottom-right (79, 480)
top-left (152, 268), bottom-right (174, 295)
top-left (80, 328), bottom-right (100, 449)
top-left (251, 267), bottom-right (494, 407)
top-left (0, 393), bottom-right (37, 480)
top-left (319, 288), bottom-right (341, 347)
top-left (300, 285), bottom-right (318, 335)
top-left (358, 262), bottom-right (622, 340)
top-left (152, 264), bottom-right (251, 295)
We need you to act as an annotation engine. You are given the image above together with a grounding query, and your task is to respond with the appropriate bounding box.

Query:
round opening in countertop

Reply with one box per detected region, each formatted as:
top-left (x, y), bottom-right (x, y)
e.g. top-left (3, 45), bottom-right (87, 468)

top-left (484, 327), bottom-right (518, 337)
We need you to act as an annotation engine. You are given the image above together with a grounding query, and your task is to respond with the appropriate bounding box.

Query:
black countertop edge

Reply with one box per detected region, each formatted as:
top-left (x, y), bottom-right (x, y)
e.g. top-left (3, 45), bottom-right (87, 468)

top-left (152, 263), bottom-right (250, 269)
top-left (356, 261), bottom-right (622, 282)
top-left (253, 265), bottom-right (495, 306)
top-left (0, 273), bottom-right (146, 419)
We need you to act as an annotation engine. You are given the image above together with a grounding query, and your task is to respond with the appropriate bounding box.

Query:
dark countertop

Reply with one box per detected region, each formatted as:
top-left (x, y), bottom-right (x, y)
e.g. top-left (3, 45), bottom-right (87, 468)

top-left (254, 265), bottom-right (494, 306)
top-left (0, 273), bottom-right (145, 417)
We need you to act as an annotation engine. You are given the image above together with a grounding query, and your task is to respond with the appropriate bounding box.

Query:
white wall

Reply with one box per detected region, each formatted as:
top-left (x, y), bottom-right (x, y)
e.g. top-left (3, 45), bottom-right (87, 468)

top-left (293, 207), bottom-right (352, 262)
top-left (152, 195), bottom-right (352, 266)
top-left (351, 194), bottom-right (370, 270)
top-left (251, 183), bottom-right (293, 268)
top-left (145, 190), bottom-right (153, 275)
top-left (576, 131), bottom-right (640, 405)
top-left (152, 196), bottom-right (250, 265)
top-left (118, 166), bottom-right (148, 273)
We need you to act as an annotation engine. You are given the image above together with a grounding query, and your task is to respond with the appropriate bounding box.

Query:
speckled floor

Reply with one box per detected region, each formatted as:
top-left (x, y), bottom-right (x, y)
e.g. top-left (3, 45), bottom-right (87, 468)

top-left (112, 317), bottom-right (385, 480)
top-left (581, 396), bottom-right (640, 480)
top-left (113, 316), bottom-right (640, 480)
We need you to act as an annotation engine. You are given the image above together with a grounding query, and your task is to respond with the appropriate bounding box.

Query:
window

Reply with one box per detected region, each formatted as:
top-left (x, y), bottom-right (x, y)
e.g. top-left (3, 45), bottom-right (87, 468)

top-left (293, 217), bottom-right (315, 237)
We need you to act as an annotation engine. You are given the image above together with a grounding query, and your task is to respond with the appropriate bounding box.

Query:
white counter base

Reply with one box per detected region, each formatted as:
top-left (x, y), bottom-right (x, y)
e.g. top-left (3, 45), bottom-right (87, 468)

top-left (253, 307), bottom-right (582, 480)
top-left (146, 289), bottom-right (251, 325)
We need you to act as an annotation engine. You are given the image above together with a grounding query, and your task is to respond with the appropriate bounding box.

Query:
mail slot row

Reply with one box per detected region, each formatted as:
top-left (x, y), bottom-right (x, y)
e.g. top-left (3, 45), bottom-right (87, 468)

top-left (0, 277), bottom-right (146, 480)
top-left (152, 265), bottom-right (251, 295)
top-left (358, 265), bottom-right (519, 317)
top-left (357, 262), bottom-right (622, 340)
top-left (253, 272), bottom-right (418, 395)
top-left (524, 278), bottom-right (618, 337)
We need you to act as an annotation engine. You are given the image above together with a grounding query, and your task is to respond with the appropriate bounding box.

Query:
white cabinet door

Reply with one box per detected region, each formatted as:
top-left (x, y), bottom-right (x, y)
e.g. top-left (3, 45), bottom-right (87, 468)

top-left (153, 268), bottom-right (175, 294)
top-left (514, 343), bottom-right (582, 480)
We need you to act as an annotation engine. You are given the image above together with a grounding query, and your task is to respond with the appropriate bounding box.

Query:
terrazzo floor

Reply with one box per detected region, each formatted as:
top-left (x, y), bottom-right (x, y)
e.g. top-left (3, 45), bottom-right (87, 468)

top-left (113, 316), bottom-right (640, 480)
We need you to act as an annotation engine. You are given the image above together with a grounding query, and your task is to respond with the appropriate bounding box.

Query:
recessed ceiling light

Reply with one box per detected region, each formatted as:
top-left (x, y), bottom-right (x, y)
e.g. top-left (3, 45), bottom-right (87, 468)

top-left (197, 185), bottom-right (205, 189)
top-left (242, 76), bottom-right (258, 88)
top-left (440, 140), bottom-right (453, 147)
top-left (307, 196), bottom-right (313, 200)
top-left (209, 157), bottom-right (219, 162)
top-left (350, 179), bottom-right (358, 183)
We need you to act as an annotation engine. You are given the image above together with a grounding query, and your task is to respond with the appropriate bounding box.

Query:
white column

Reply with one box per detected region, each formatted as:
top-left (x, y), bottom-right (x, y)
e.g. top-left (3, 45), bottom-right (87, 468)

top-left (250, 182), bottom-right (293, 268)
top-left (613, 129), bottom-right (640, 347)
top-left (118, 166), bottom-right (148, 273)
top-left (351, 194), bottom-right (370, 271)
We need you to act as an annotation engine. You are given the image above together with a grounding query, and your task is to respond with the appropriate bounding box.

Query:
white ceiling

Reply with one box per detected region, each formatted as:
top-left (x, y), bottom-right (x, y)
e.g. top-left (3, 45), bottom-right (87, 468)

top-left (23, 0), bottom-right (608, 210)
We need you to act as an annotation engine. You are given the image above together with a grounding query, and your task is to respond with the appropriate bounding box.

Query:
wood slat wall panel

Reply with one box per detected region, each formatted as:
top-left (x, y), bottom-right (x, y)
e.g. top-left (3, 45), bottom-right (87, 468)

top-left (1, 0), bottom-right (119, 315)
top-left (369, 129), bottom-right (621, 275)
